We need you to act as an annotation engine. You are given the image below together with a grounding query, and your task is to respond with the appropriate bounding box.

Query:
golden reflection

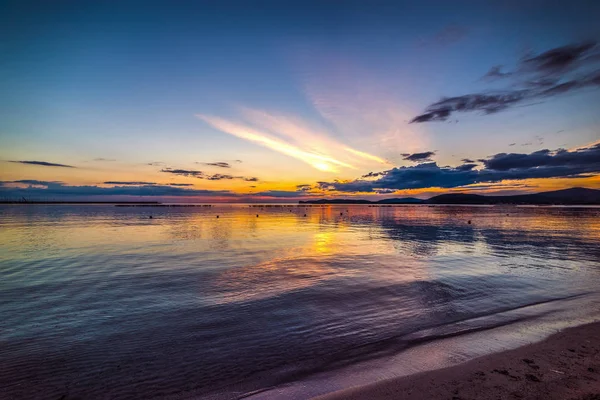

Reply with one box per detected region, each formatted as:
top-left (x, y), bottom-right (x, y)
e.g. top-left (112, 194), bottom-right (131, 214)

top-left (313, 231), bottom-right (334, 255)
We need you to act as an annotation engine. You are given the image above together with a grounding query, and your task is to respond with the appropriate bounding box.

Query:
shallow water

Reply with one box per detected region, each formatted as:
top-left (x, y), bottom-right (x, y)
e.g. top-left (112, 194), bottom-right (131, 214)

top-left (1, 204), bottom-right (599, 399)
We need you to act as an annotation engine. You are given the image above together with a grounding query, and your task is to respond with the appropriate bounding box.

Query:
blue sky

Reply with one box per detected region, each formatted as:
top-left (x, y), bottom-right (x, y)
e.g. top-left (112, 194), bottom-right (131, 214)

top-left (1, 0), bottom-right (599, 201)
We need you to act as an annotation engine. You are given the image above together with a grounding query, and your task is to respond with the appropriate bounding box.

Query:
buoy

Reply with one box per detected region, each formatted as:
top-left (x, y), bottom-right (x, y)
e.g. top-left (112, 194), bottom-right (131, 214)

top-left (216, 215), bottom-right (219, 218)
top-left (149, 215), bottom-right (153, 219)
top-left (304, 214), bottom-right (307, 217)
top-left (256, 214), bottom-right (259, 217)
top-left (340, 212), bottom-right (343, 216)
top-left (468, 220), bottom-right (471, 224)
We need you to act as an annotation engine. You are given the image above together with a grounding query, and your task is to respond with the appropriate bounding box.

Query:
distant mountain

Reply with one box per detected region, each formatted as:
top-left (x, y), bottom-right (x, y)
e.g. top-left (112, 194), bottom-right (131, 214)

top-left (299, 187), bottom-right (600, 205)
top-left (428, 187), bottom-right (600, 205)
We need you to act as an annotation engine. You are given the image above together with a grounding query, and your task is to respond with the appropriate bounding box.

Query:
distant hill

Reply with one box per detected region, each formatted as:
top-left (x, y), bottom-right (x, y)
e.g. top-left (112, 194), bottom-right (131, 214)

top-left (428, 187), bottom-right (600, 205)
top-left (299, 187), bottom-right (600, 205)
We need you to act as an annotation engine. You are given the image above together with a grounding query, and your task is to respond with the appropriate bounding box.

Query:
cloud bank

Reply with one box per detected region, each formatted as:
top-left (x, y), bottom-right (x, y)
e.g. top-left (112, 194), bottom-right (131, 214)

top-left (0, 182), bottom-right (235, 198)
top-left (320, 143), bottom-right (600, 192)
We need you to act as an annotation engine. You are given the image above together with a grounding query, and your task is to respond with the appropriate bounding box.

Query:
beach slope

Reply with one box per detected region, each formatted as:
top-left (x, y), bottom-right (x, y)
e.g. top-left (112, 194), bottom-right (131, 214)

top-left (318, 322), bottom-right (600, 400)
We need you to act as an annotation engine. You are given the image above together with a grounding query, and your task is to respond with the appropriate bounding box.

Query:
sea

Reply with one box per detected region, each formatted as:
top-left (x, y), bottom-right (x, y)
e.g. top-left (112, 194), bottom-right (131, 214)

top-left (1, 204), bottom-right (599, 399)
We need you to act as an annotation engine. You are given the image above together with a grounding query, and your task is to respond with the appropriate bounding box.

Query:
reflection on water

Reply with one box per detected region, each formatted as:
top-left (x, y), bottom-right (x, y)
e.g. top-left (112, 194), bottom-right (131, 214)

top-left (1, 205), bottom-right (599, 399)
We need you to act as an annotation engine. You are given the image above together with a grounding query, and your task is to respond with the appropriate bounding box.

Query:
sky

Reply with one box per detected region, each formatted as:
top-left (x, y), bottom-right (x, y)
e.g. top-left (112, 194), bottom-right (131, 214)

top-left (1, 0), bottom-right (600, 202)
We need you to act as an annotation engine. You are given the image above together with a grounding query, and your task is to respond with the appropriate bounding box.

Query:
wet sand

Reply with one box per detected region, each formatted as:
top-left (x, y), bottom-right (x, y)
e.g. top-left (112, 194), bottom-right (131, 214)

top-left (319, 322), bottom-right (600, 400)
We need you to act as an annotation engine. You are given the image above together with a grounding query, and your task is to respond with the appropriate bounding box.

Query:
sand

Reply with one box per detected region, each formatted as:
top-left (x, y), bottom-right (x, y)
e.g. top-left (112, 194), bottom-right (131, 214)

top-left (318, 322), bottom-right (600, 400)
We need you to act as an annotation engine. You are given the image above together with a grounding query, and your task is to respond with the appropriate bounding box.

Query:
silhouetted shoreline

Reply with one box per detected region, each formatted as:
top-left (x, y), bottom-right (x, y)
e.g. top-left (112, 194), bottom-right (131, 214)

top-left (300, 187), bottom-right (600, 205)
top-left (0, 201), bottom-right (162, 205)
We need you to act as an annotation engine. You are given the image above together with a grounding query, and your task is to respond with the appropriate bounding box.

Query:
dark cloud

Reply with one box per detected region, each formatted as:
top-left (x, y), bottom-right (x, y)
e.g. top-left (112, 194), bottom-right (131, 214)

top-left (411, 41), bottom-right (600, 123)
top-left (402, 151), bottom-right (436, 162)
top-left (482, 146), bottom-right (600, 171)
top-left (321, 143), bottom-right (600, 192)
top-left (103, 181), bottom-right (191, 187)
top-left (509, 143), bottom-right (516, 147)
top-left (461, 158), bottom-right (475, 163)
top-left (160, 168), bottom-right (258, 182)
top-left (362, 171), bottom-right (385, 178)
top-left (235, 160), bottom-right (243, 163)
top-left (296, 184), bottom-right (312, 192)
top-left (161, 168), bottom-right (204, 177)
top-left (206, 174), bottom-right (234, 181)
top-left (521, 42), bottom-right (597, 74)
top-left (10, 160), bottom-right (75, 168)
top-left (484, 65), bottom-right (512, 80)
top-left (206, 174), bottom-right (259, 181)
top-left (410, 91), bottom-right (529, 122)
top-left (201, 162), bottom-right (231, 168)
top-left (455, 163), bottom-right (478, 171)
top-left (104, 181), bottom-right (157, 185)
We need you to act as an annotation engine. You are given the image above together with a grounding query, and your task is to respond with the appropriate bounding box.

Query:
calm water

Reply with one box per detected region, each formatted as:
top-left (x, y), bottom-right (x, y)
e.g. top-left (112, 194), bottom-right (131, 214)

top-left (1, 204), bottom-right (600, 399)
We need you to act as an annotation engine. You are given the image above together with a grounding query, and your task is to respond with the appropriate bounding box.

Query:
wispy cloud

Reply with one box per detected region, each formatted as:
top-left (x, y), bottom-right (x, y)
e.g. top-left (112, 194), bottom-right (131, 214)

top-left (9, 160), bottom-right (75, 168)
top-left (296, 53), bottom-right (429, 158)
top-left (198, 114), bottom-right (353, 172)
top-left (342, 147), bottom-right (389, 164)
top-left (197, 106), bottom-right (391, 173)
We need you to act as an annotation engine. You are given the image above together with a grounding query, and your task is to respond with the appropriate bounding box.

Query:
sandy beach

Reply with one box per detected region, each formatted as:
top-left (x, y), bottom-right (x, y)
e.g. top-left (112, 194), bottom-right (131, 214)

top-left (319, 322), bottom-right (600, 400)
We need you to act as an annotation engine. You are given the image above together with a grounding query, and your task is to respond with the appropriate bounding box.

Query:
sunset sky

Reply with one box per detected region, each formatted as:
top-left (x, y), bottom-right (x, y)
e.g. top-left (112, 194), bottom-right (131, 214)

top-left (1, 0), bottom-right (599, 202)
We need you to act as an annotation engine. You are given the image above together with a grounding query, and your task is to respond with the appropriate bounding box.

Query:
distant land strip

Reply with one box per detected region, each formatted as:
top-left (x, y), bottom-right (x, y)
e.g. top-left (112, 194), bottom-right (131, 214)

top-left (0, 201), bottom-right (162, 205)
top-left (299, 188), bottom-right (600, 205)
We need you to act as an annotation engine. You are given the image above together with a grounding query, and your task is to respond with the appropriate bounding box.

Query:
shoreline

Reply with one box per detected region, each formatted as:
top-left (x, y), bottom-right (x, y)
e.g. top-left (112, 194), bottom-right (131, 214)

top-left (317, 321), bottom-right (600, 400)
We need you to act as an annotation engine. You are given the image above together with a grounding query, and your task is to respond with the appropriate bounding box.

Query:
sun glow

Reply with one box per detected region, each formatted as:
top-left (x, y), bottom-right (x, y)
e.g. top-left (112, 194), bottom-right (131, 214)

top-left (313, 162), bottom-right (333, 172)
